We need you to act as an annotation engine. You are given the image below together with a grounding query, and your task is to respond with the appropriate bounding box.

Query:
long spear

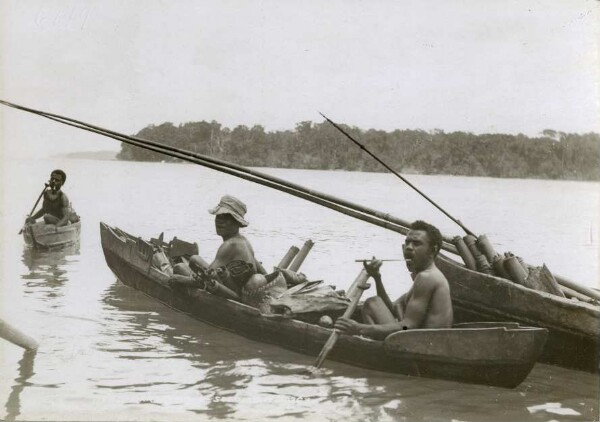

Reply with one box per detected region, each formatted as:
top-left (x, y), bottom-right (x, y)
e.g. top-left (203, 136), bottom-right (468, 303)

top-left (319, 112), bottom-right (476, 237)
top-left (319, 113), bottom-right (600, 301)
top-left (2, 100), bottom-right (596, 298)
top-left (0, 99), bottom-right (460, 254)
top-left (34, 109), bottom-right (459, 253)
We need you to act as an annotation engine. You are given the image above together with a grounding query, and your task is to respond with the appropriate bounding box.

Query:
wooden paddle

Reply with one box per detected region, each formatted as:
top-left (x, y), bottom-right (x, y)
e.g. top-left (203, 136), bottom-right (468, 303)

top-left (19, 184), bottom-right (48, 234)
top-left (312, 268), bottom-right (371, 369)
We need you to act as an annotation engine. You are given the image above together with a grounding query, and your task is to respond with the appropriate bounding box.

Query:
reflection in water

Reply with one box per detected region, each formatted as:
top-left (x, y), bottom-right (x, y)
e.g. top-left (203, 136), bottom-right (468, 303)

top-left (4, 350), bottom-right (36, 422)
top-left (20, 244), bottom-right (80, 302)
top-left (100, 280), bottom-right (599, 421)
top-left (101, 281), bottom-right (379, 420)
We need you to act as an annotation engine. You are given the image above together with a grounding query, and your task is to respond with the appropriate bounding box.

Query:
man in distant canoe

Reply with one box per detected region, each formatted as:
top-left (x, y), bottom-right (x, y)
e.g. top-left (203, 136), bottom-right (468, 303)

top-left (173, 195), bottom-right (267, 293)
top-left (335, 220), bottom-right (453, 340)
top-left (25, 169), bottom-right (79, 227)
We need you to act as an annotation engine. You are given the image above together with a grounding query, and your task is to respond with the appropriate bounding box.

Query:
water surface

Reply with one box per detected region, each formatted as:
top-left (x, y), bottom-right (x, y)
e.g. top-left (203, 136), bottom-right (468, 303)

top-left (1, 158), bottom-right (598, 421)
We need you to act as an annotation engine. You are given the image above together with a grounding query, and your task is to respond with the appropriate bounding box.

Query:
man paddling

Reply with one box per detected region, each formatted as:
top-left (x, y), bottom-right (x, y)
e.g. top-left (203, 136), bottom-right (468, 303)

top-left (25, 169), bottom-right (78, 227)
top-left (335, 220), bottom-right (453, 340)
top-left (173, 195), bottom-right (266, 294)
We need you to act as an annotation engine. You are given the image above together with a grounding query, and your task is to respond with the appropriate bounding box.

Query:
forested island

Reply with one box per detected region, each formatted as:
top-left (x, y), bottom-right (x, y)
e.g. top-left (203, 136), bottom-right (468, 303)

top-left (117, 121), bottom-right (600, 181)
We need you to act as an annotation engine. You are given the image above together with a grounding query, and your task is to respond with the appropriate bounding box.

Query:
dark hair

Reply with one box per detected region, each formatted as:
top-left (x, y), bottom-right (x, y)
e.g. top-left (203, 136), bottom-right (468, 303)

top-left (410, 220), bottom-right (442, 256)
top-left (51, 169), bottom-right (67, 184)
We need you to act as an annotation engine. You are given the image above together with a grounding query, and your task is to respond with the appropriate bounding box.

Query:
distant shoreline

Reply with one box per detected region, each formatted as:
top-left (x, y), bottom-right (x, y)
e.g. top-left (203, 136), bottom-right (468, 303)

top-left (111, 121), bottom-right (600, 182)
top-left (108, 155), bottom-right (599, 183)
top-left (51, 148), bottom-right (600, 182)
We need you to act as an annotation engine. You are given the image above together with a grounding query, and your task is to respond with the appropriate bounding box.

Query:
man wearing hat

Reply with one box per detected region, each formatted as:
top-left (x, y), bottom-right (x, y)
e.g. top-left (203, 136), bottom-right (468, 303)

top-left (173, 195), bottom-right (266, 293)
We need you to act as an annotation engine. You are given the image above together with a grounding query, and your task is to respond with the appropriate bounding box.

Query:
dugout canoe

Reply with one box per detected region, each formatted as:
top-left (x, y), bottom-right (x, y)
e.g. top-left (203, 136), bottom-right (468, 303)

top-left (436, 254), bottom-right (600, 372)
top-left (100, 222), bottom-right (548, 388)
top-left (22, 221), bottom-right (81, 249)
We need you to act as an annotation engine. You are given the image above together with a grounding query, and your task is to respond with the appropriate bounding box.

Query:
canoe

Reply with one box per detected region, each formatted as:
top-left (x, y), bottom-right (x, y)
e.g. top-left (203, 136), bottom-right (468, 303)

top-left (437, 254), bottom-right (600, 372)
top-left (22, 221), bottom-right (81, 249)
top-left (100, 222), bottom-right (548, 388)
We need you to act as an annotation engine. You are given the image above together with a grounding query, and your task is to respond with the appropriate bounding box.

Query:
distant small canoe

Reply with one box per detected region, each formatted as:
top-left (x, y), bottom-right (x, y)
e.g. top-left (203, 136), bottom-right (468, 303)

top-left (23, 221), bottom-right (81, 249)
top-left (100, 222), bottom-right (548, 388)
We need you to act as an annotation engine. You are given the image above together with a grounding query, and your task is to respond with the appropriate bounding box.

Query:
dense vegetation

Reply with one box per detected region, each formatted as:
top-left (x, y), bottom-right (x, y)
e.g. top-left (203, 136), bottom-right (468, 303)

top-left (117, 121), bottom-right (600, 180)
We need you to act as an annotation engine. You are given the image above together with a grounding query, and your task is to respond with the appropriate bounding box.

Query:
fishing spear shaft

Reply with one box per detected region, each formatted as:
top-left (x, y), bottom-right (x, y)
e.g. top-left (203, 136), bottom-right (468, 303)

top-left (319, 112), bottom-right (476, 237)
top-left (0, 99), bottom-right (462, 251)
top-left (9, 105), bottom-right (454, 251)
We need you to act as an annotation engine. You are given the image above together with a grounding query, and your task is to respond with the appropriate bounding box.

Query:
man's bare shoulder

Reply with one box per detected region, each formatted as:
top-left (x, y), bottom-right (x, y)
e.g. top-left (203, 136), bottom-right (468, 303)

top-left (414, 266), bottom-right (447, 287)
top-left (219, 235), bottom-right (252, 253)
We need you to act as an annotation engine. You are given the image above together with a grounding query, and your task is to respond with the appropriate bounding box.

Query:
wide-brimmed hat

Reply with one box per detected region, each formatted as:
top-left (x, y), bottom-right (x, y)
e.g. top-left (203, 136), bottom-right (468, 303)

top-left (208, 195), bottom-right (249, 227)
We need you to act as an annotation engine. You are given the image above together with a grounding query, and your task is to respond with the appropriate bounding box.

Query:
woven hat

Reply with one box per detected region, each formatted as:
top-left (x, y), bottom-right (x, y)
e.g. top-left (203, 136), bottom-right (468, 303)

top-left (208, 195), bottom-right (249, 227)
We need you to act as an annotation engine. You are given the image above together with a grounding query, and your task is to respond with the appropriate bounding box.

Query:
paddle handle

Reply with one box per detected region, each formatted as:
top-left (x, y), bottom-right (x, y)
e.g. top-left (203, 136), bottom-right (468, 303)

top-left (314, 331), bottom-right (340, 368)
top-left (19, 184), bottom-right (48, 234)
top-left (314, 269), bottom-right (370, 368)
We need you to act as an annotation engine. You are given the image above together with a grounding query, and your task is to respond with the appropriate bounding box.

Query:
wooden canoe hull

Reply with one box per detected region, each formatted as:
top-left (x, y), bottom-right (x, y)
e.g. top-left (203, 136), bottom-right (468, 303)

top-left (437, 254), bottom-right (600, 372)
top-left (23, 221), bottom-right (81, 249)
top-left (100, 222), bottom-right (547, 388)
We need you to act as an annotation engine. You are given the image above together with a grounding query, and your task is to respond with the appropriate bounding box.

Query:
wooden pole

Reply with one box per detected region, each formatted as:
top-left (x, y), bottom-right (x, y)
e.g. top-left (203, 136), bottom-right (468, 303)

top-left (313, 269), bottom-right (370, 369)
top-left (561, 285), bottom-right (598, 304)
top-left (320, 112), bottom-right (476, 237)
top-left (0, 318), bottom-right (38, 351)
top-left (546, 273), bottom-right (600, 302)
top-left (0, 100), bottom-right (461, 253)
top-left (19, 184), bottom-right (47, 234)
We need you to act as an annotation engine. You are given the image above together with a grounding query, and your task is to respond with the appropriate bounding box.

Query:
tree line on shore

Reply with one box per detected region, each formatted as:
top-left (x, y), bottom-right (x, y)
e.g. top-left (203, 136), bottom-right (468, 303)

top-left (117, 121), bottom-right (600, 181)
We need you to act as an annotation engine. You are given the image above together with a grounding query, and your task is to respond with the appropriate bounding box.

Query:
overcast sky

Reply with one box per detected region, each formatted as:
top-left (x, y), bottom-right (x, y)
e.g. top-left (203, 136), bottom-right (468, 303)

top-left (1, 0), bottom-right (599, 158)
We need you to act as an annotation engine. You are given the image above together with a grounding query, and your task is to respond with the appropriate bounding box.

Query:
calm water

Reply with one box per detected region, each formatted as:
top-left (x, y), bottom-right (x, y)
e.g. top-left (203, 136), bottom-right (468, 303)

top-left (1, 158), bottom-right (598, 422)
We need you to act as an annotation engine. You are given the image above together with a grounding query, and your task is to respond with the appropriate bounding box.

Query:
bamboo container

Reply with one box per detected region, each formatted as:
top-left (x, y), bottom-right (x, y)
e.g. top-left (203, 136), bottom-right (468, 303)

top-left (453, 236), bottom-right (477, 271)
top-left (288, 240), bottom-right (315, 272)
top-left (205, 279), bottom-right (241, 301)
top-left (463, 235), bottom-right (493, 274)
top-left (476, 235), bottom-right (497, 263)
top-left (503, 255), bottom-right (528, 285)
top-left (277, 246), bottom-right (300, 269)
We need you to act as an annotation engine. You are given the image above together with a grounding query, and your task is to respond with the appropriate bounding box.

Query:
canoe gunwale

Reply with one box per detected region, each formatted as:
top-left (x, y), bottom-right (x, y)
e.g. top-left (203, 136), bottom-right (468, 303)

top-left (23, 220), bottom-right (81, 249)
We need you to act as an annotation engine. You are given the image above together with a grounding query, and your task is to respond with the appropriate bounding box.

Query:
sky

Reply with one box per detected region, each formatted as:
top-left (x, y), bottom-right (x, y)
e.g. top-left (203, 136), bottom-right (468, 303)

top-left (1, 0), bottom-right (599, 158)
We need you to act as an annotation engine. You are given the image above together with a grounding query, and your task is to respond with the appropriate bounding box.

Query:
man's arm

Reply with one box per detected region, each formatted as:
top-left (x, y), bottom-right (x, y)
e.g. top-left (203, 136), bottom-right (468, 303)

top-left (395, 273), bottom-right (436, 329)
top-left (27, 208), bottom-right (45, 222)
top-left (335, 273), bottom-right (436, 340)
top-left (55, 193), bottom-right (71, 227)
top-left (372, 273), bottom-right (396, 316)
top-left (364, 259), bottom-right (396, 316)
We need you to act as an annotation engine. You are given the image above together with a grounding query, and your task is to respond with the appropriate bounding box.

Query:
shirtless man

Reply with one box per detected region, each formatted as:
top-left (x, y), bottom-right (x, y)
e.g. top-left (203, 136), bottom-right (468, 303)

top-left (25, 169), bottom-right (77, 227)
top-left (335, 220), bottom-right (453, 340)
top-left (173, 195), bottom-right (266, 293)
